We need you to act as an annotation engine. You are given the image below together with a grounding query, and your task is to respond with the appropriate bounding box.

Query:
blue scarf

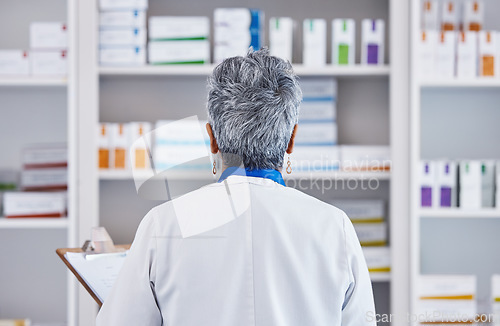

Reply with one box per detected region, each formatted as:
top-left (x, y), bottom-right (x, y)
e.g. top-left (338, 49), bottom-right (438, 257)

top-left (218, 167), bottom-right (286, 186)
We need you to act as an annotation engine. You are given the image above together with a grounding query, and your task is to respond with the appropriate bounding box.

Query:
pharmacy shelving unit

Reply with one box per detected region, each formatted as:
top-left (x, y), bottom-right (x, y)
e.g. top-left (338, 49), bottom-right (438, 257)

top-left (0, 0), bottom-right (78, 325)
top-left (410, 0), bottom-right (500, 323)
top-left (73, 0), bottom-right (411, 325)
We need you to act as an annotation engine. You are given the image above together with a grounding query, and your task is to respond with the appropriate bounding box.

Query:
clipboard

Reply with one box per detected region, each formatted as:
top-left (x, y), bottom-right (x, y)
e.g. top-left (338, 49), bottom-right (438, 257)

top-left (56, 244), bottom-right (130, 307)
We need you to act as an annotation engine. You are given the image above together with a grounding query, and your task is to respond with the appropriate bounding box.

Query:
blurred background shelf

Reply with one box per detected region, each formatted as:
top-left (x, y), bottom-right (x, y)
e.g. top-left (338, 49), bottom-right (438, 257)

top-left (419, 78), bottom-right (500, 88)
top-left (0, 77), bottom-right (67, 86)
top-left (0, 217), bottom-right (68, 229)
top-left (99, 64), bottom-right (390, 77)
top-left (419, 209), bottom-right (500, 219)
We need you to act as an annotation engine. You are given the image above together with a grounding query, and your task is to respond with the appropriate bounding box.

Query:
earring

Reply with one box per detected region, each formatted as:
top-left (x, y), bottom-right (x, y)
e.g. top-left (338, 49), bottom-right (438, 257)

top-left (286, 156), bottom-right (292, 174)
top-left (212, 160), bottom-right (217, 175)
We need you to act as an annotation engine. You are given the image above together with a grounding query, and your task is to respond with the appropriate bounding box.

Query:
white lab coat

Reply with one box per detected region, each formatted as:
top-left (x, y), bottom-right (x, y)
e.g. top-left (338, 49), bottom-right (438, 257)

top-left (96, 175), bottom-right (376, 326)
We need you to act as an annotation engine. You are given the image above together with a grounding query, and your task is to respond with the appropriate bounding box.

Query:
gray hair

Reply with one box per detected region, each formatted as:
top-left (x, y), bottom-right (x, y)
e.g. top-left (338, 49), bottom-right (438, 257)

top-left (207, 48), bottom-right (302, 170)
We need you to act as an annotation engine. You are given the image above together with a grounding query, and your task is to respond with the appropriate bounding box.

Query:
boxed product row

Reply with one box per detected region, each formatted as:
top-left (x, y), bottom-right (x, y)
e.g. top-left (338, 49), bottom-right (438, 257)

top-left (420, 160), bottom-right (498, 209)
top-left (417, 274), bottom-right (500, 324)
top-left (422, 0), bottom-right (485, 32)
top-left (0, 22), bottom-right (68, 77)
top-left (99, 9), bottom-right (384, 66)
top-left (419, 30), bottom-right (500, 78)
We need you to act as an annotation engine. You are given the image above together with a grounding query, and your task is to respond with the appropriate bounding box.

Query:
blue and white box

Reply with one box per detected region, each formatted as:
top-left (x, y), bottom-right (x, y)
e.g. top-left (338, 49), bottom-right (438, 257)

top-left (100, 45), bottom-right (146, 65)
top-left (100, 10), bottom-right (146, 27)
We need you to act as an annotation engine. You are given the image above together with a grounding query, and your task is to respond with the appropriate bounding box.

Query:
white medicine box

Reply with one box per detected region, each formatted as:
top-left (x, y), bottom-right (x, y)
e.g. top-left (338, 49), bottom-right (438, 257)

top-left (435, 31), bottom-right (456, 78)
top-left (99, 27), bottom-right (147, 46)
top-left (0, 50), bottom-right (30, 76)
top-left (31, 50), bottom-right (68, 76)
top-left (459, 161), bottom-right (482, 209)
top-left (30, 22), bottom-right (68, 50)
top-left (420, 161), bottom-right (437, 207)
top-left (457, 31), bottom-right (478, 78)
top-left (99, 0), bottom-right (148, 10)
top-left (422, 1), bottom-right (438, 30)
top-left (303, 19), bottom-right (326, 66)
top-left (331, 19), bottom-right (355, 65)
top-left (99, 10), bottom-right (147, 27)
top-left (418, 31), bottom-right (437, 78)
top-left (464, 0), bottom-right (484, 31)
top-left (361, 19), bottom-right (384, 65)
top-left (478, 31), bottom-right (498, 77)
top-left (269, 17), bottom-right (294, 62)
top-left (441, 1), bottom-right (459, 31)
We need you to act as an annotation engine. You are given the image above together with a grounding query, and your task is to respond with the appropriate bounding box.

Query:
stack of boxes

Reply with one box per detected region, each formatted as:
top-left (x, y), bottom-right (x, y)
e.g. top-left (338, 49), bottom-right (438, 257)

top-left (214, 8), bottom-right (263, 63)
top-left (148, 16), bottom-right (210, 65)
top-left (99, 0), bottom-right (148, 66)
top-left (419, 160), bottom-right (497, 209)
top-left (3, 145), bottom-right (67, 219)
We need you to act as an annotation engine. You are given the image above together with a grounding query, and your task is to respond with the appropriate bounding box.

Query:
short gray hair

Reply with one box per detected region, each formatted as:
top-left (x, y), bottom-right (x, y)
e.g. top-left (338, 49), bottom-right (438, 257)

top-left (207, 48), bottom-right (302, 170)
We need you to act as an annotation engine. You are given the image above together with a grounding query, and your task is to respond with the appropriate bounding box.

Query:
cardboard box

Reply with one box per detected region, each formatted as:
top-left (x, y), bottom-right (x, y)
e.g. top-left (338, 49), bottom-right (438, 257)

top-left (214, 8), bottom-right (263, 63)
top-left (352, 222), bottom-right (387, 246)
top-left (362, 247), bottom-right (390, 273)
top-left (99, 0), bottom-right (148, 10)
top-left (340, 146), bottom-right (391, 172)
top-left (418, 275), bottom-right (476, 323)
top-left (420, 161), bottom-right (437, 207)
top-left (422, 1), bottom-right (439, 30)
top-left (436, 160), bottom-right (457, 207)
top-left (0, 50), bottom-right (30, 76)
top-left (332, 19), bottom-right (355, 65)
top-left (99, 10), bottom-right (146, 27)
top-left (20, 168), bottom-right (67, 191)
top-left (464, 0), bottom-right (484, 31)
top-left (419, 31), bottom-right (438, 78)
top-left (4, 191), bottom-right (66, 218)
top-left (479, 31), bottom-right (497, 77)
top-left (30, 50), bottom-right (68, 76)
top-left (330, 199), bottom-right (385, 222)
top-left (361, 19), bottom-right (384, 65)
top-left (269, 17), bottom-right (294, 62)
top-left (30, 22), bottom-right (68, 50)
top-left (303, 19), bottom-right (326, 66)
top-left (128, 122), bottom-right (152, 170)
top-left (441, 1), bottom-right (459, 31)
top-left (435, 31), bottom-right (456, 78)
top-left (149, 16), bottom-right (209, 40)
top-left (23, 145), bottom-right (67, 169)
top-left (148, 40), bottom-right (210, 64)
top-left (459, 161), bottom-right (482, 209)
top-left (99, 46), bottom-right (146, 66)
top-left (287, 146), bottom-right (340, 172)
top-left (457, 31), bottom-right (478, 78)
top-left (99, 27), bottom-right (147, 46)
top-left (481, 160), bottom-right (495, 208)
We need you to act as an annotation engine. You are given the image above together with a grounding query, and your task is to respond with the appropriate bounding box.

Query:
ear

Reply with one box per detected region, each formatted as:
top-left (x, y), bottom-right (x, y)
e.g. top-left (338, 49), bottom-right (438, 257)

top-left (206, 123), bottom-right (219, 154)
top-left (286, 125), bottom-right (298, 154)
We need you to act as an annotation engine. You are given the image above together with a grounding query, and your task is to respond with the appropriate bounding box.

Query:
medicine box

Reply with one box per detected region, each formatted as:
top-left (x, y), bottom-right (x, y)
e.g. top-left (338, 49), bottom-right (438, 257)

top-left (420, 161), bottom-right (437, 207)
top-left (340, 146), bottom-right (391, 172)
top-left (99, 46), bottom-right (146, 66)
top-left (288, 146), bottom-right (340, 172)
top-left (464, 0), bottom-right (484, 31)
top-left (214, 8), bottom-right (263, 63)
top-left (459, 161), bottom-right (482, 209)
top-left (418, 275), bottom-right (476, 323)
top-left (422, 1), bottom-right (439, 30)
top-left (479, 31), bottom-right (497, 77)
top-left (148, 40), bottom-right (210, 65)
top-left (481, 160), bottom-right (495, 208)
top-left (109, 123), bottom-right (129, 169)
top-left (98, 123), bottom-right (111, 169)
top-left (435, 31), bottom-right (455, 78)
top-left (99, 10), bottom-right (146, 27)
top-left (269, 17), bottom-right (294, 62)
top-left (30, 22), bottom-right (68, 50)
top-left (492, 275), bottom-right (500, 326)
top-left (149, 16), bottom-right (209, 40)
top-left (332, 19), bottom-right (355, 65)
top-left (299, 77), bottom-right (337, 122)
top-left (303, 19), bottom-right (326, 66)
top-left (457, 31), bottom-right (478, 78)
top-left (362, 247), bottom-right (390, 273)
top-left (361, 19), bottom-right (384, 65)
top-left (418, 31), bottom-right (438, 78)
top-left (441, 1), bottom-right (459, 31)
top-left (99, 27), bottom-right (147, 46)
top-left (21, 168), bottom-right (67, 191)
top-left (352, 222), bottom-right (387, 246)
top-left (99, 0), bottom-right (148, 10)
top-left (435, 160), bottom-right (457, 207)
top-left (294, 123), bottom-right (337, 146)
top-left (128, 122), bottom-right (152, 170)
top-left (4, 191), bottom-right (66, 218)
top-left (30, 50), bottom-right (68, 76)
top-left (0, 50), bottom-right (30, 76)
top-left (330, 199), bottom-right (385, 222)
top-left (23, 145), bottom-right (67, 169)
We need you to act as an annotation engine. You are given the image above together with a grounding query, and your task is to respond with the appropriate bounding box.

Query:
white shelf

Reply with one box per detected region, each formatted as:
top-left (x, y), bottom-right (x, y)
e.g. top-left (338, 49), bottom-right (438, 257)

top-left (0, 77), bottom-right (67, 86)
top-left (0, 217), bottom-right (69, 229)
top-left (369, 272), bottom-right (391, 282)
top-left (419, 78), bottom-right (500, 88)
top-left (99, 64), bottom-right (390, 77)
top-left (99, 169), bottom-right (391, 181)
top-left (419, 208), bottom-right (500, 218)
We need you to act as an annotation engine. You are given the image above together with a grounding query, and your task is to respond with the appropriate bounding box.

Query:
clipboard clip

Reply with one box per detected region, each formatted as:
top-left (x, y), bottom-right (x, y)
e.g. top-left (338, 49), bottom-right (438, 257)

top-left (82, 227), bottom-right (125, 256)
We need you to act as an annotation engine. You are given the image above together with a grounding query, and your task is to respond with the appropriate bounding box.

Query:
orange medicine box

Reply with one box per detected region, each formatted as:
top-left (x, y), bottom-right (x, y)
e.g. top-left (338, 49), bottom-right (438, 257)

top-left (478, 31), bottom-right (497, 77)
top-left (441, 1), bottom-right (458, 31)
top-left (98, 123), bottom-right (111, 169)
top-left (109, 123), bottom-right (129, 169)
top-left (128, 122), bottom-right (152, 170)
top-left (463, 0), bottom-right (484, 32)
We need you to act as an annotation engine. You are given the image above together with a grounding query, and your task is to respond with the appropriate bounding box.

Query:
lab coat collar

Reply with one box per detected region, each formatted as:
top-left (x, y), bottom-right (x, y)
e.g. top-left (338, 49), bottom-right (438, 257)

top-left (218, 167), bottom-right (286, 186)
